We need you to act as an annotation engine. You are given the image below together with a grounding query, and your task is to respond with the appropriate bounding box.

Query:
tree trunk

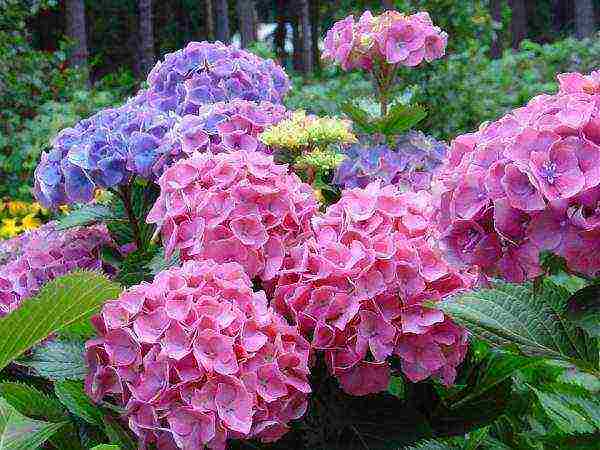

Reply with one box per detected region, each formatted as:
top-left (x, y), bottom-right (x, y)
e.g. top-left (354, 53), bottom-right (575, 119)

top-left (139, 0), bottom-right (155, 76)
top-left (205, 0), bottom-right (215, 41)
top-left (310, 0), bottom-right (320, 71)
top-left (382, 0), bottom-right (394, 10)
top-left (298, 0), bottom-right (312, 73)
top-left (65, 0), bottom-right (88, 75)
top-left (509, 0), bottom-right (527, 49)
top-left (292, 13), bottom-right (302, 71)
top-left (215, 0), bottom-right (230, 43)
top-left (490, 0), bottom-right (503, 58)
top-left (575, 0), bottom-right (596, 39)
top-left (274, 0), bottom-right (287, 62)
top-left (237, 0), bottom-right (256, 48)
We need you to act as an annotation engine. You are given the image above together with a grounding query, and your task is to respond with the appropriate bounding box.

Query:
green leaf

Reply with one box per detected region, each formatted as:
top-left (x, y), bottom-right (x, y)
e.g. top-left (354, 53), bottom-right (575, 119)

top-left (0, 271), bottom-right (121, 371)
top-left (90, 446), bottom-right (120, 450)
top-left (566, 285), bottom-right (600, 338)
top-left (0, 382), bottom-right (65, 422)
top-left (435, 280), bottom-right (597, 368)
top-left (532, 383), bottom-right (600, 434)
top-left (0, 397), bottom-right (65, 450)
top-left (388, 376), bottom-right (405, 400)
top-left (403, 438), bottom-right (458, 450)
top-left (54, 381), bottom-right (103, 426)
top-left (340, 101), bottom-right (374, 133)
top-left (448, 352), bottom-right (539, 409)
top-left (56, 204), bottom-right (123, 230)
top-left (380, 103), bottom-right (427, 135)
top-left (19, 339), bottom-right (86, 381)
top-left (103, 415), bottom-right (136, 450)
top-left (147, 247), bottom-right (180, 276)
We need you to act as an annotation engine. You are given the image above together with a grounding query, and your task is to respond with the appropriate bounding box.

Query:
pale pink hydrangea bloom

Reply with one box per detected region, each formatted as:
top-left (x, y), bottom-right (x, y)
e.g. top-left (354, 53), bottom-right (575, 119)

top-left (436, 71), bottom-right (600, 280)
top-left (0, 222), bottom-right (112, 316)
top-left (147, 151), bottom-right (319, 282)
top-left (85, 259), bottom-right (311, 450)
top-left (322, 10), bottom-right (447, 71)
top-left (272, 182), bottom-right (476, 396)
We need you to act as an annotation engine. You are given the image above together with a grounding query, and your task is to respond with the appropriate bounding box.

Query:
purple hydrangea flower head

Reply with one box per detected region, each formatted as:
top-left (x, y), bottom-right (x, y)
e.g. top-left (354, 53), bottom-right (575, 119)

top-left (333, 131), bottom-right (448, 191)
top-left (34, 99), bottom-right (176, 208)
top-left (154, 99), bottom-right (290, 174)
top-left (437, 70), bottom-right (600, 280)
top-left (146, 41), bottom-right (290, 115)
top-left (85, 259), bottom-right (311, 449)
top-left (0, 222), bottom-right (112, 316)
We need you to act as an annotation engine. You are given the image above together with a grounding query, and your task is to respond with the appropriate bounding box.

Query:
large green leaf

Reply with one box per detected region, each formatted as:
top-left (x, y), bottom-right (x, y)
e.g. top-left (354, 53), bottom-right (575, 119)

top-left (379, 103), bottom-right (427, 136)
top-left (56, 204), bottom-right (123, 231)
top-left (0, 383), bottom-right (65, 423)
top-left (566, 285), bottom-right (600, 338)
top-left (19, 339), bottom-right (86, 381)
top-left (54, 381), bottom-right (103, 426)
top-left (0, 271), bottom-right (121, 371)
top-left (90, 446), bottom-right (120, 450)
top-left (447, 352), bottom-right (539, 409)
top-left (435, 280), bottom-right (598, 369)
top-left (532, 383), bottom-right (600, 434)
top-left (0, 397), bottom-right (65, 450)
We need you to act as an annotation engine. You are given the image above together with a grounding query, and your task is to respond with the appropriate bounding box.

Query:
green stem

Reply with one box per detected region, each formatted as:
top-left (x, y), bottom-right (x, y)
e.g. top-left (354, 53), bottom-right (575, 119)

top-left (119, 185), bottom-right (142, 249)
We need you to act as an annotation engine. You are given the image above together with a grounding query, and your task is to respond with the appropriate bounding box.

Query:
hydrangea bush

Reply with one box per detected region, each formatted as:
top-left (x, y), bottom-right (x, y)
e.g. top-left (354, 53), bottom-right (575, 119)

top-left (273, 182), bottom-right (476, 395)
top-left (86, 259), bottom-right (311, 449)
top-left (6, 8), bottom-right (596, 450)
top-left (437, 70), bottom-right (600, 280)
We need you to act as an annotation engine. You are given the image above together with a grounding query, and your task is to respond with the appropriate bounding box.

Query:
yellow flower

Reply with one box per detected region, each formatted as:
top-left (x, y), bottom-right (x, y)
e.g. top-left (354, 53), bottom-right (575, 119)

top-left (27, 202), bottom-right (43, 215)
top-left (59, 205), bottom-right (70, 214)
top-left (8, 201), bottom-right (28, 216)
top-left (20, 213), bottom-right (41, 231)
top-left (0, 218), bottom-right (21, 238)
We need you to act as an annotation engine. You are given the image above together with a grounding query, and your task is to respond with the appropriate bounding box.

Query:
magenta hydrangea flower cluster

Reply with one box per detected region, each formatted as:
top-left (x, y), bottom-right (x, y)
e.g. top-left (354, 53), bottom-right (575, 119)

top-left (154, 99), bottom-right (289, 173)
top-left (147, 151), bottom-right (319, 282)
top-left (333, 131), bottom-right (448, 192)
top-left (272, 182), bottom-right (475, 396)
top-left (146, 41), bottom-right (290, 115)
top-left (0, 222), bottom-right (112, 316)
top-left (86, 259), bottom-right (311, 449)
top-left (34, 100), bottom-right (176, 208)
top-left (437, 70), bottom-right (600, 280)
top-left (322, 10), bottom-right (447, 71)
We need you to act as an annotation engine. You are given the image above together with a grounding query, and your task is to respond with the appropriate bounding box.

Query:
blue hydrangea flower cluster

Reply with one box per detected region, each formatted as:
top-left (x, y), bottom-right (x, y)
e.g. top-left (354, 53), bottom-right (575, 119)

top-left (333, 131), bottom-right (448, 191)
top-left (34, 100), bottom-right (175, 208)
top-left (34, 42), bottom-right (292, 209)
top-left (146, 41), bottom-right (290, 114)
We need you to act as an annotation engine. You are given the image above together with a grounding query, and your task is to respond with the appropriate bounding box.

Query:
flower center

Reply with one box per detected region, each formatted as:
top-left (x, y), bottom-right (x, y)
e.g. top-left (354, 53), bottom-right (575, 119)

top-left (541, 161), bottom-right (557, 184)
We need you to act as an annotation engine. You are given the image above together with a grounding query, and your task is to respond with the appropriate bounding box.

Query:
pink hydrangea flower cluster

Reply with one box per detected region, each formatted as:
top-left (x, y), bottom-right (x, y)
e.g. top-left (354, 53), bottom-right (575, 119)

top-left (0, 222), bottom-right (112, 316)
top-left (272, 182), bottom-right (475, 396)
top-left (85, 259), bottom-right (311, 450)
top-left (154, 100), bottom-right (289, 174)
top-left (322, 10), bottom-right (447, 71)
top-left (147, 151), bottom-right (319, 282)
top-left (436, 71), bottom-right (600, 280)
